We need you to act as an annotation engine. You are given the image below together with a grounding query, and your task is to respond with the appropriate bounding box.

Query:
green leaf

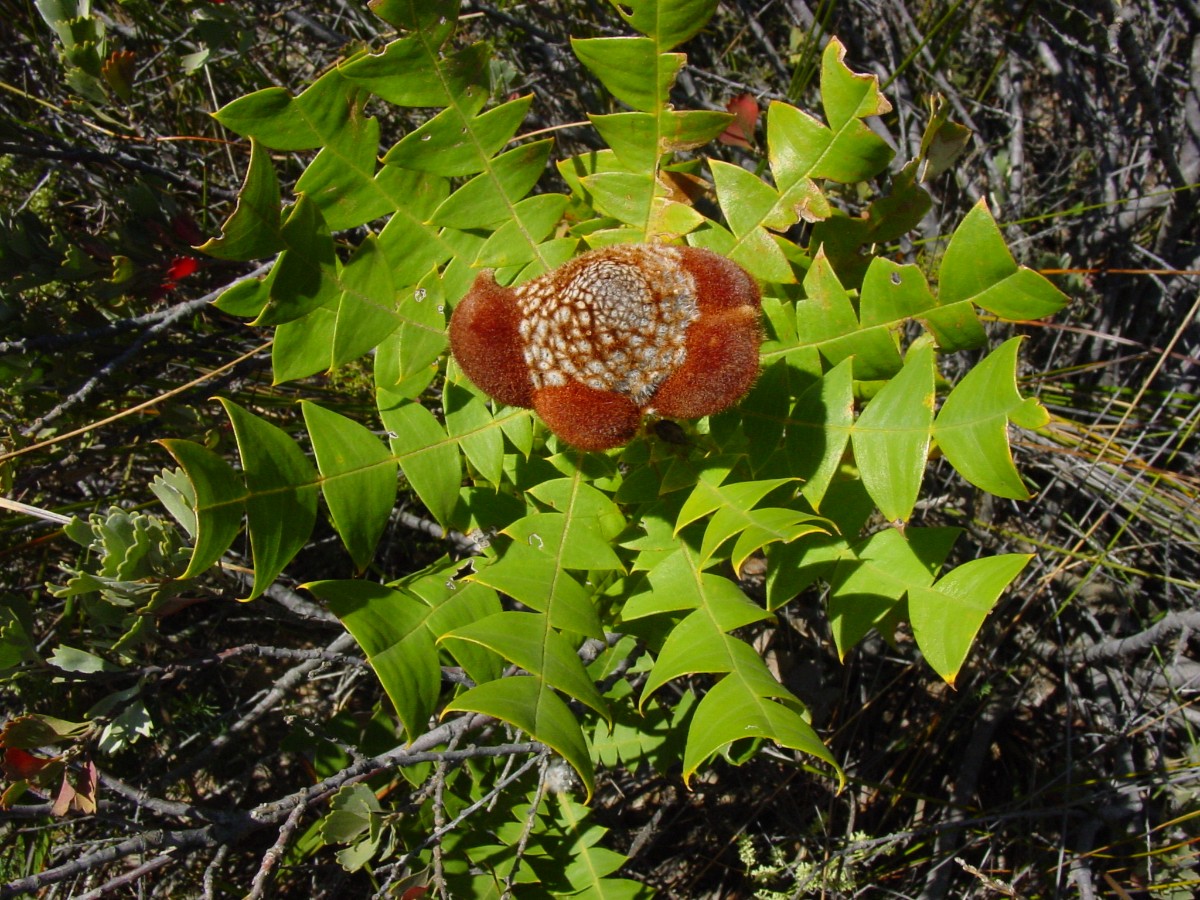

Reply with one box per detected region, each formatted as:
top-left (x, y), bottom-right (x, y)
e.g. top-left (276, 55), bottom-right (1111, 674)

top-left (827, 527), bottom-right (960, 658)
top-left (503, 476), bottom-right (626, 572)
top-left (214, 68), bottom-right (357, 150)
top-left (294, 113), bottom-right (404, 231)
top-left (0, 713), bottom-right (89, 748)
top-left (683, 662), bottom-right (838, 785)
top-left (470, 543), bottom-right (602, 638)
top-left (444, 382), bottom-right (504, 484)
top-left (381, 400), bottom-right (460, 527)
top-left (273, 235), bottom-right (402, 382)
top-left (606, 0), bottom-right (719, 49)
top-left (376, 269), bottom-right (449, 393)
top-left (673, 468), bottom-right (830, 570)
top-left (157, 439), bottom-right (247, 579)
top-left (623, 546), bottom-right (752, 620)
top-left (571, 37), bottom-right (683, 113)
top-left (301, 402), bottom-right (397, 572)
top-left (580, 171), bottom-right (655, 231)
top-left (197, 139), bottom-right (283, 261)
top-left (859, 257), bottom-right (936, 325)
top-left (444, 676), bottom-right (595, 801)
top-left (767, 83), bottom-right (893, 187)
top-left (710, 158), bottom-right (828, 282)
top-left (850, 344), bottom-right (935, 523)
top-left (218, 400), bottom-right (319, 600)
top-left (430, 139), bottom-right (554, 230)
top-left (909, 554), bottom-right (1032, 684)
top-left (307, 580), bottom-right (441, 739)
top-left (384, 94), bottom-right (532, 177)
top-left (934, 337), bottom-right (1048, 499)
top-left (321, 782), bottom-right (381, 844)
top-left (820, 36), bottom-right (893, 129)
top-left (328, 235), bottom-right (402, 366)
top-left (476, 194), bottom-right (570, 268)
top-left (918, 93), bottom-right (972, 181)
top-left (781, 250), bottom-right (902, 379)
top-left (375, 175), bottom-right (454, 283)
top-left (441, 610), bottom-right (608, 719)
top-left (340, 30), bottom-right (488, 107)
top-left (787, 358), bottom-right (854, 510)
top-left (639, 581), bottom-right (772, 704)
top-left (49, 645), bottom-right (123, 674)
top-left (676, 469), bottom-right (789, 534)
top-left (369, 0), bottom-right (459, 32)
top-left (255, 195), bottom-right (340, 326)
top-left (939, 199), bottom-right (1069, 319)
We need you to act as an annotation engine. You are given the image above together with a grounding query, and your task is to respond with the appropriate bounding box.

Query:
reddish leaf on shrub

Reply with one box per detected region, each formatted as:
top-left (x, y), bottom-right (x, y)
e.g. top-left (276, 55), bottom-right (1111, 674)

top-left (2, 747), bottom-right (53, 780)
top-left (719, 93), bottom-right (758, 148)
top-left (166, 257), bottom-right (199, 281)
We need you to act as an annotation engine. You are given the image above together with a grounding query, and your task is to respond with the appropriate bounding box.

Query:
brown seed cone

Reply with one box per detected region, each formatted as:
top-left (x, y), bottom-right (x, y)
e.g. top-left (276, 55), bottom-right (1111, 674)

top-left (449, 243), bottom-right (762, 450)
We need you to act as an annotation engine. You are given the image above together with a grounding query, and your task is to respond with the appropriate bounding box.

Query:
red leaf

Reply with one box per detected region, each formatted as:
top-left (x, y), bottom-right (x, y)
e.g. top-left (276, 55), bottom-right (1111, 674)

top-left (2, 748), bottom-right (52, 780)
top-left (166, 257), bottom-right (200, 281)
top-left (719, 93), bottom-right (759, 149)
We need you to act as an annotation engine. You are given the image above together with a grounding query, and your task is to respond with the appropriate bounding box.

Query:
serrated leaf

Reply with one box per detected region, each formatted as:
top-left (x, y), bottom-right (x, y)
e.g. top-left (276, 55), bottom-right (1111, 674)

top-left (850, 344), bottom-right (935, 523)
top-left (307, 580), bottom-right (441, 739)
top-left (934, 337), bottom-right (1047, 499)
top-left (385, 94), bottom-right (531, 177)
top-left (676, 470), bottom-right (793, 535)
top-left (444, 382), bottom-right (504, 484)
top-left (682, 661), bottom-right (838, 785)
top-left (785, 250), bottom-right (902, 378)
top-left (606, 0), bottom-right (719, 49)
top-left (767, 72), bottom-right (894, 187)
top-left (469, 543), bottom-right (602, 637)
top-left (218, 400), bottom-right (319, 600)
top-left (571, 37), bottom-right (683, 113)
top-left (827, 527), bottom-right (960, 658)
top-left (505, 512), bottom-right (623, 571)
top-left (622, 546), bottom-right (751, 619)
top-left (441, 610), bottom-right (608, 719)
top-left (197, 139), bottom-right (283, 261)
top-left (301, 402), bottom-right (397, 572)
top-left (820, 36), bottom-right (892, 127)
top-left (294, 113), bottom-right (416, 231)
top-left (785, 358), bottom-right (854, 509)
top-left (255, 196), bottom-right (339, 326)
top-left (48, 645), bottom-right (122, 674)
top-left (430, 139), bottom-right (554, 229)
top-left (444, 676), bottom-right (595, 801)
top-left (321, 783), bottom-right (381, 844)
top-left (340, 30), bottom-right (488, 107)
top-left (369, 0), bottom-right (459, 32)
top-left (939, 199), bottom-right (1069, 319)
top-left (0, 714), bottom-right (89, 748)
top-left (580, 171), bottom-right (655, 229)
top-left (909, 554), bottom-right (1032, 684)
top-left (859, 257), bottom-right (936, 325)
top-left (503, 476), bottom-right (625, 572)
top-left (157, 439), bottom-right (246, 579)
top-left (273, 235), bottom-right (402, 383)
top-left (475, 194), bottom-right (569, 268)
top-left (639, 581), bottom-right (772, 705)
top-left (381, 401), bottom-right (460, 528)
top-left (214, 68), bottom-right (357, 150)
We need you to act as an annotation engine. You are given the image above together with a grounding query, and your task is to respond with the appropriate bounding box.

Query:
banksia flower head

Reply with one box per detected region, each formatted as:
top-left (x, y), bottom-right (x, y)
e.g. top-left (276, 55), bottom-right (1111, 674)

top-left (449, 243), bottom-right (762, 451)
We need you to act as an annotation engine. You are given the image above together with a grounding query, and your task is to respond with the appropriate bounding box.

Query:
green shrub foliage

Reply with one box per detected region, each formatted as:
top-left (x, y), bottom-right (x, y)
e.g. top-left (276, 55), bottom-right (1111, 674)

top-left (134, 0), bottom-right (1064, 887)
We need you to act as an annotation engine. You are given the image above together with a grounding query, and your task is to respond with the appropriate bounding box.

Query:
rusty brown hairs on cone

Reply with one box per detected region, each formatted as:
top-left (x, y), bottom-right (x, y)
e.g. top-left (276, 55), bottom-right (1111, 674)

top-left (449, 243), bottom-right (762, 451)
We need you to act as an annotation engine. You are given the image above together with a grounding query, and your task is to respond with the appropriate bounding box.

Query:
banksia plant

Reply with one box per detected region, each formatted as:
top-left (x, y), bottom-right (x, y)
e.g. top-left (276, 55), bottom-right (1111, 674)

top-left (123, 0), bottom-right (1069, 892)
top-left (450, 244), bottom-right (762, 450)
